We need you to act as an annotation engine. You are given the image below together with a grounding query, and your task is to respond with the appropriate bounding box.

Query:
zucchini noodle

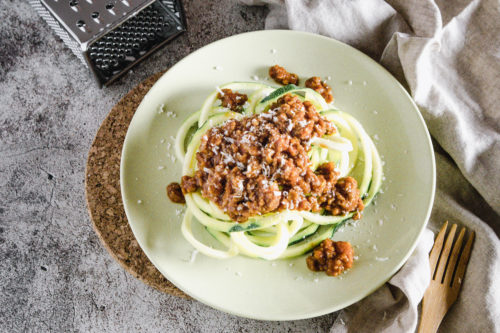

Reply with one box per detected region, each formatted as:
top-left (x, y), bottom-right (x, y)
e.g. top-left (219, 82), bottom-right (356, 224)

top-left (174, 82), bottom-right (383, 260)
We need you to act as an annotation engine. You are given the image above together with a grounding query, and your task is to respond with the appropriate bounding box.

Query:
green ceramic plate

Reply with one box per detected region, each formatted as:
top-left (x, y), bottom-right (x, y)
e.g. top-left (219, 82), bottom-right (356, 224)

top-left (120, 30), bottom-right (435, 320)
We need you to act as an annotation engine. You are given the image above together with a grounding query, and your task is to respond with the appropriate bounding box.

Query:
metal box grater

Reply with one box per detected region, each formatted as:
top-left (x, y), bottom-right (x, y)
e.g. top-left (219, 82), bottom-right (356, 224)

top-left (30, 0), bottom-right (186, 87)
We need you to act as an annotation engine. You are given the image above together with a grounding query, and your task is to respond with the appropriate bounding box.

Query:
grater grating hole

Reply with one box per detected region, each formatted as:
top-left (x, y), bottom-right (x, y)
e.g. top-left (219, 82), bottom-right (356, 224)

top-left (86, 1), bottom-right (185, 80)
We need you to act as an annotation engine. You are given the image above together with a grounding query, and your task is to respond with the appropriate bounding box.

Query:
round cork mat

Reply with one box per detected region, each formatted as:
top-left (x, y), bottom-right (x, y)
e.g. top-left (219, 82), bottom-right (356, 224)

top-left (85, 71), bottom-right (188, 298)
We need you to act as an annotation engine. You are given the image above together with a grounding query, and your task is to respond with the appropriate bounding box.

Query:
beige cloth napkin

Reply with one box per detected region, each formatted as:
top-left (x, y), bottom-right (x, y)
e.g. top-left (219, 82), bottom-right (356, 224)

top-left (240, 0), bottom-right (500, 332)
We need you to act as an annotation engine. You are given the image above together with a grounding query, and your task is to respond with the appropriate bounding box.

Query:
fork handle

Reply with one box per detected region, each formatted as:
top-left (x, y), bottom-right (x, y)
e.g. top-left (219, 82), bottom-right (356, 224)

top-left (418, 293), bottom-right (448, 333)
top-left (418, 315), bottom-right (440, 333)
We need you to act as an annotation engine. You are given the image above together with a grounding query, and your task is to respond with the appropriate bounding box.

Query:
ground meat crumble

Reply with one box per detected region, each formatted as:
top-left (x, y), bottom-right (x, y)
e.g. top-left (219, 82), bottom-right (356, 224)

top-left (269, 65), bottom-right (299, 85)
top-left (306, 239), bottom-right (354, 276)
top-left (166, 182), bottom-right (185, 203)
top-left (217, 88), bottom-right (248, 112)
top-left (173, 93), bottom-right (364, 222)
top-left (305, 76), bottom-right (334, 103)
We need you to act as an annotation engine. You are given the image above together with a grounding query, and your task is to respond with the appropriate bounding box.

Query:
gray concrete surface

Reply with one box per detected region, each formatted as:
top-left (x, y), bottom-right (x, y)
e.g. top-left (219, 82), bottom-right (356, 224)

top-left (0, 1), bottom-right (338, 332)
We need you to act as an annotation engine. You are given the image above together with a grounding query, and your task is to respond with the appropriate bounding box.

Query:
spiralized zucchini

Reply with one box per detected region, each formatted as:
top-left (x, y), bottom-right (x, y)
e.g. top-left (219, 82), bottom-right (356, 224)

top-left (174, 82), bottom-right (383, 260)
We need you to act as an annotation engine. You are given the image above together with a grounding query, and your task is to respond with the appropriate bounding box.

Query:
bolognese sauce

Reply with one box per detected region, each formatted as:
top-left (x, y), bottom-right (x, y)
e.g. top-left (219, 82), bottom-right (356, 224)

top-left (173, 93), bottom-right (364, 222)
top-left (269, 65), bottom-right (299, 85)
top-left (306, 239), bottom-right (354, 276)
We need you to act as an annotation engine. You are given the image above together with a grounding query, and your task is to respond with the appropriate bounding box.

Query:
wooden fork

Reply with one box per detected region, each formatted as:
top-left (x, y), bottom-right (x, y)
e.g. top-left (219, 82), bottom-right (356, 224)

top-left (418, 221), bottom-right (475, 333)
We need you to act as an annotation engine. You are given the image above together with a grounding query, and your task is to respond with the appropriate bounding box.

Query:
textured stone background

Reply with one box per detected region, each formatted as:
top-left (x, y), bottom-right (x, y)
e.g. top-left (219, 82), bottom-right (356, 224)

top-left (0, 1), bottom-right (338, 332)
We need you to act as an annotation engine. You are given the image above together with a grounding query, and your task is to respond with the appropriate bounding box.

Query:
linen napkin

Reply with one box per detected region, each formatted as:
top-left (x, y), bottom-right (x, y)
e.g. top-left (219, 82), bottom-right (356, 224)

top-left (240, 1), bottom-right (500, 332)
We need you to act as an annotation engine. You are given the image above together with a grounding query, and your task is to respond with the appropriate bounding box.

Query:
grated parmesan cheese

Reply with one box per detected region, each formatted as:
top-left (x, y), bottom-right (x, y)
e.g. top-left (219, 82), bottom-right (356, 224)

top-left (189, 250), bottom-right (198, 263)
top-left (158, 104), bottom-right (165, 113)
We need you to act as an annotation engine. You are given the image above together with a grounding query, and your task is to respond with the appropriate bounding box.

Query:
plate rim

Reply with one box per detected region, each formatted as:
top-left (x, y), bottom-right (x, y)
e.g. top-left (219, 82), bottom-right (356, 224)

top-left (120, 29), bottom-right (436, 321)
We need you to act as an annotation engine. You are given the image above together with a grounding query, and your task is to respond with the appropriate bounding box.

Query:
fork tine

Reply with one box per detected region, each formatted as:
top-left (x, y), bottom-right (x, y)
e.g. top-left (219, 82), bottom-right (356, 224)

top-left (443, 227), bottom-right (466, 286)
top-left (429, 221), bottom-right (448, 276)
top-left (434, 224), bottom-right (457, 282)
top-left (453, 230), bottom-right (475, 288)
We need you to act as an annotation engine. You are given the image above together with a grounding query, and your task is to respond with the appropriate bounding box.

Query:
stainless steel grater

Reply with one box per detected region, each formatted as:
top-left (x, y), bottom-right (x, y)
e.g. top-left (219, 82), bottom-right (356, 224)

top-left (30, 0), bottom-right (186, 87)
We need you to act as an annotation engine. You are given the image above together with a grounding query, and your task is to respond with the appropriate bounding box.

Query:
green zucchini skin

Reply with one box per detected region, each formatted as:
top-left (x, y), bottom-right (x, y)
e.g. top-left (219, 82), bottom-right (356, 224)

top-left (260, 84), bottom-right (297, 103)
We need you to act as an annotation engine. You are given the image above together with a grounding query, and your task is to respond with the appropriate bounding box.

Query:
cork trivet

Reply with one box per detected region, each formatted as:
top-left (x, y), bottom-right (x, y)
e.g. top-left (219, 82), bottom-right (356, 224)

top-left (85, 71), bottom-right (188, 298)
